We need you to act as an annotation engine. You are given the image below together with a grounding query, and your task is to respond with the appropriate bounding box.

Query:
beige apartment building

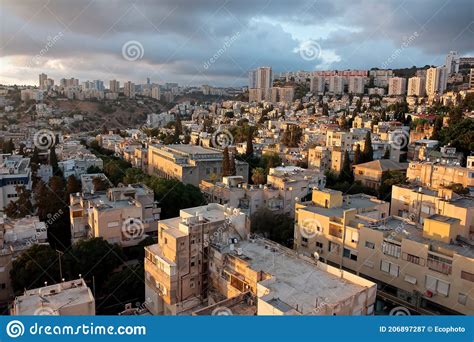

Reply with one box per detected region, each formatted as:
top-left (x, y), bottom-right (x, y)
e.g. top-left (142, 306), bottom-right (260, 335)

top-left (406, 161), bottom-right (474, 189)
top-left (144, 203), bottom-right (377, 316)
top-left (308, 146), bottom-right (331, 171)
top-left (391, 184), bottom-right (474, 240)
top-left (200, 167), bottom-right (325, 218)
top-left (11, 278), bottom-right (95, 315)
top-left (295, 189), bottom-right (474, 315)
top-left (353, 160), bottom-right (408, 190)
top-left (144, 203), bottom-right (249, 315)
top-left (148, 144), bottom-right (249, 187)
top-left (69, 184), bottom-right (160, 246)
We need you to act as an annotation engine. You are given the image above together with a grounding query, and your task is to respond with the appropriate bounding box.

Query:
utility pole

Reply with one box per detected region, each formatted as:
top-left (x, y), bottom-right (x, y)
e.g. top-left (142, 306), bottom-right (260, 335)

top-left (56, 250), bottom-right (64, 280)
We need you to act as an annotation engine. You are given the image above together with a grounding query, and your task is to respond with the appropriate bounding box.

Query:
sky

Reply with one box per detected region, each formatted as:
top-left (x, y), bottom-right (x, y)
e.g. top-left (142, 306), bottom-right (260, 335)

top-left (1, 0), bottom-right (473, 87)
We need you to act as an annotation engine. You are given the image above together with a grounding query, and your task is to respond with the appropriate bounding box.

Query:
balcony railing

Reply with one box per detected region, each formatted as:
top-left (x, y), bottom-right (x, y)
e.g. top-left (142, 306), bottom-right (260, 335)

top-left (427, 255), bottom-right (452, 275)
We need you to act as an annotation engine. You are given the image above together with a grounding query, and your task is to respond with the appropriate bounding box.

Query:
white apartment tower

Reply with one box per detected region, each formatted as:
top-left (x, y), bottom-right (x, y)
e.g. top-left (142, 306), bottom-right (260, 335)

top-left (348, 76), bottom-right (365, 94)
top-left (256, 67), bottom-right (272, 89)
top-left (407, 76), bottom-right (426, 97)
top-left (39, 73), bottom-right (48, 89)
top-left (328, 76), bottom-right (344, 95)
top-left (124, 81), bottom-right (135, 98)
top-left (445, 51), bottom-right (459, 74)
top-left (425, 67), bottom-right (447, 96)
top-left (109, 80), bottom-right (120, 93)
top-left (388, 77), bottom-right (407, 96)
top-left (310, 76), bottom-right (325, 94)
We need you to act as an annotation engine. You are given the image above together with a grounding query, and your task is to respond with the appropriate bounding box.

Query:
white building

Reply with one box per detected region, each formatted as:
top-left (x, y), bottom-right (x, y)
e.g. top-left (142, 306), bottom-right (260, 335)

top-left (310, 76), bottom-right (325, 94)
top-left (328, 76), bottom-right (344, 95)
top-left (445, 51), bottom-right (459, 74)
top-left (348, 77), bottom-right (366, 94)
top-left (0, 155), bottom-right (32, 212)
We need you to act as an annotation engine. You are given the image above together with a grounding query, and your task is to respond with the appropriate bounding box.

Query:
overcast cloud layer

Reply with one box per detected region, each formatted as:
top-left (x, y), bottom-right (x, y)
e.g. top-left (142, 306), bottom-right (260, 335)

top-left (1, 0), bottom-right (473, 86)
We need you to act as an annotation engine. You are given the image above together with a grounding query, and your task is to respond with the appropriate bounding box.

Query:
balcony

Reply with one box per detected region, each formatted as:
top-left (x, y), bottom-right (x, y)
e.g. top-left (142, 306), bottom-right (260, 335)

top-left (427, 254), bottom-right (452, 275)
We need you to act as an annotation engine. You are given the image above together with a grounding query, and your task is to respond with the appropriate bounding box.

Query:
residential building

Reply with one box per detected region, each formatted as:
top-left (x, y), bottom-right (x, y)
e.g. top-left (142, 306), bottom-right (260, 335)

top-left (124, 81), bottom-right (135, 98)
top-left (58, 154), bottom-right (104, 179)
top-left (69, 184), bottom-right (160, 245)
top-left (11, 278), bottom-right (95, 315)
top-left (0, 154), bottom-right (32, 212)
top-left (426, 67), bottom-right (447, 96)
top-left (109, 79), bottom-right (120, 93)
top-left (151, 86), bottom-right (161, 100)
top-left (147, 144), bottom-right (249, 186)
top-left (328, 76), bottom-right (344, 95)
top-left (0, 216), bottom-right (48, 303)
top-left (406, 161), bottom-right (474, 190)
top-left (353, 160), bottom-right (408, 190)
top-left (144, 203), bottom-right (376, 316)
top-left (294, 189), bottom-right (474, 315)
top-left (388, 77), bottom-right (407, 96)
top-left (144, 203), bottom-right (249, 315)
top-left (348, 77), bottom-right (366, 94)
top-left (310, 76), bottom-right (325, 94)
top-left (308, 146), bottom-right (331, 172)
top-left (39, 73), bottom-right (48, 89)
top-left (407, 76), bottom-right (426, 97)
top-left (445, 51), bottom-right (459, 74)
top-left (390, 184), bottom-right (474, 239)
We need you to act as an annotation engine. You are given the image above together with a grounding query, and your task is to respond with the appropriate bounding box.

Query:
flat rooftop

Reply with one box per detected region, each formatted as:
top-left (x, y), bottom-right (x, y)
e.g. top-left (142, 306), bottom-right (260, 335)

top-left (13, 279), bottom-right (94, 315)
top-left (228, 239), bottom-right (369, 315)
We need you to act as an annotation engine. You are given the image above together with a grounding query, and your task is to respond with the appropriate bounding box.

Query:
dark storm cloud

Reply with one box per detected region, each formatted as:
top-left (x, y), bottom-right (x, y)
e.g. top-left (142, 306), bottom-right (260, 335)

top-left (1, 0), bottom-right (473, 86)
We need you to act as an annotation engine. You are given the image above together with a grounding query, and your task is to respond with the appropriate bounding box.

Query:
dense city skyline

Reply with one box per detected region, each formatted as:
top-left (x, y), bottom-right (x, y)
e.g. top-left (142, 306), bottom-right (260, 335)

top-left (1, 0), bottom-right (474, 86)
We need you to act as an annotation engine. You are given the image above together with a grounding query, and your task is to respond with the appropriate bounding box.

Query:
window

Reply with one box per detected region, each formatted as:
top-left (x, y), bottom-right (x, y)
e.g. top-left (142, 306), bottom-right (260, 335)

top-left (403, 253), bottom-right (424, 266)
top-left (458, 293), bottom-right (467, 306)
top-left (382, 241), bottom-right (401, 258)
top-left (343, 248), bottom-right (358, 261)
top-left (380, 260), bottom-right (399, 277)
top-left (461, 271), bottom-right (474, 282)
top-left (316, 241), bottom-right (323, 248)
top-left (425, 275), bottom-right (450, 296)
top-left (365, 241), bottom-right (375, 249)
top-left (302, 237), bottom-right (308, 243)
top-left (328, 241), bottom-right (340, 253)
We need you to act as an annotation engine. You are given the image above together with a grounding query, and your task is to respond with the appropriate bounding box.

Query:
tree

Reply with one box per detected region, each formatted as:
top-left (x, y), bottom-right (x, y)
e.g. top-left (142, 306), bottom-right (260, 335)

top-left (4, 186), bottom-right (34, 219)
top-left (383, 147), bottom-right (390, 159)
top-left (222, 147), bottom-right (232, 177)
top-left (362, 131), bottom-right (373, 162)
top-left (66, 175), bottom-right (81, 194)
top-left (174, 113), bottom-right (183, 139)
top-left (18, 143), bottom-right (26, 155)
top-left (93, 176), bottom-right (110, 191)
top-left (229, 152), bottom-right (236, 176)
top-left (251, 167), bottom-right (266, 185)
top-left (338, 150), bottom-right (353, 183)
top-left (378, 171), bottom-right (407, 201)
top-left (10, 245), bottom-right (60, 293)
top-left (353, 144), bottom-right (363, 165)
top-left (49, 146), bottom-right (59, 173)
top-left (2, 138), bottom-right (14, 154)
top-left (64, 238), bottom-right (125, 291)
top-left (245, 127), bottom-right (254, 157)
top-left (251, 208), bottom-right (294, 247)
